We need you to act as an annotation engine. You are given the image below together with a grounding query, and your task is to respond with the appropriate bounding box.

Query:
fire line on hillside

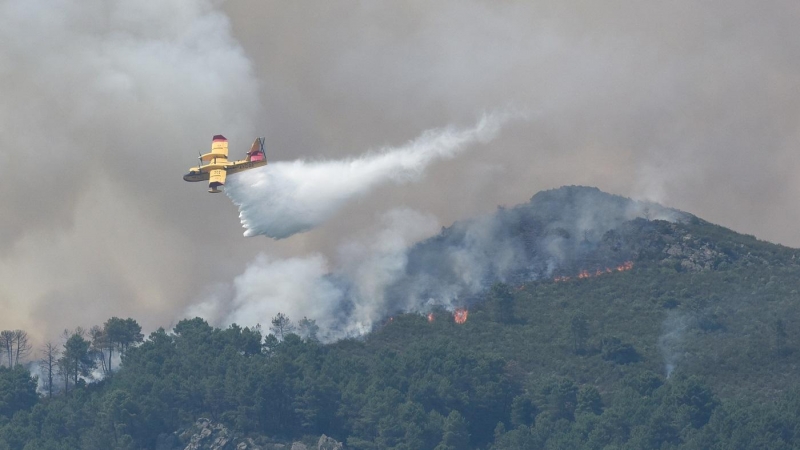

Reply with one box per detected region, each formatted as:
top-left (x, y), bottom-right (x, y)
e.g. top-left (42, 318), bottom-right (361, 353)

top-left (553, 261), bottom-right (634, 283)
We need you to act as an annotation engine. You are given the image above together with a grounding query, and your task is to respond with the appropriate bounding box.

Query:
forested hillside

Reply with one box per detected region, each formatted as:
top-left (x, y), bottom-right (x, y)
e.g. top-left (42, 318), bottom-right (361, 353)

top-left (1, 187), bottom-right (799, 449)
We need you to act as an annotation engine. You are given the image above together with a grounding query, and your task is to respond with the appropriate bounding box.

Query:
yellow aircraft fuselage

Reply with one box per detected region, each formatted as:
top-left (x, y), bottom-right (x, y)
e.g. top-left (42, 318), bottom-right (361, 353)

top-left (183, 135), bottom-right (267, 193)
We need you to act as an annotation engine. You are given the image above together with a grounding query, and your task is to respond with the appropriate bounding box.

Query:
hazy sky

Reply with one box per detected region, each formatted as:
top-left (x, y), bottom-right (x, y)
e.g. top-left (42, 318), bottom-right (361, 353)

top-left (1, 0), bottom-right (799, 342)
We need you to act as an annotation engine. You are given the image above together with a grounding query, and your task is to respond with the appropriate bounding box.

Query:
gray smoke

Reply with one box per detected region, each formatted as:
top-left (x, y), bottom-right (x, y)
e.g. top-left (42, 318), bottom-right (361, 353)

top-left (659, 311), bottom-right (693, 378)
top-left (184, 208), bottom-right (439, 340)
top-left (186, 187), bottom-right (681, 341)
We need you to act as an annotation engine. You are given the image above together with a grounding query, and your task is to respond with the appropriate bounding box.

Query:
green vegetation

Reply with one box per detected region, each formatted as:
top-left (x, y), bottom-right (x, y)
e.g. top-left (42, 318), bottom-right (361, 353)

top-left (1, 203), bottom-right (800, 448)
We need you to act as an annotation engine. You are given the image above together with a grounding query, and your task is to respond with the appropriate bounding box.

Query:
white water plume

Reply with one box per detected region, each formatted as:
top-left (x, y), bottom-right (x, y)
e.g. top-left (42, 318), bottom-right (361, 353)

top-left (225, 112), bottom-right (509, 239)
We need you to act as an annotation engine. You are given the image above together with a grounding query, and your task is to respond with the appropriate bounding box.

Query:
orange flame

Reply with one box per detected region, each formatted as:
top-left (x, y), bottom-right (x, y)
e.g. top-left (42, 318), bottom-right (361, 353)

top-left (427, 312), bottom-right (435, 322)
top-left (454, 308), bottom-right (468, 324)
top-left (553, 261), bottom-right (633, 283)
top-left (617, 261), bottom-right (634, 271)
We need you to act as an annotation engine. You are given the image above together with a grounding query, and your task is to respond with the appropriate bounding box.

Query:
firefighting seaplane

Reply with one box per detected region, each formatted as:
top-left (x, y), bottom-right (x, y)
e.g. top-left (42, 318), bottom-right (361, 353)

top-left (183, 135), bottom-right (267, 193)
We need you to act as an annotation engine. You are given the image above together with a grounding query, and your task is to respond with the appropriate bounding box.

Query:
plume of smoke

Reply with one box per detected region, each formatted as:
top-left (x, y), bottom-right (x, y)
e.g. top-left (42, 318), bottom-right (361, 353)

top-left (28, 362), bottom-right (46, 395)
top-left (186, 186), bottom-right (691, 342)
top-left (387, 212), bottom-right (530, 311)
top-left (189, 192), bottom-right (617, 340)
top-left (336, 209), bottom-right (440, 330)
top-left (659, 311), bottom-right (693, 378)
top-left (388, 187), bottom-right (688, 308)
top-left (221, 254), bottom-right (348, 340)
top-left (183, 209), bottom-right (438, 341)
top-left (225, 112), bottom-right (510, 239)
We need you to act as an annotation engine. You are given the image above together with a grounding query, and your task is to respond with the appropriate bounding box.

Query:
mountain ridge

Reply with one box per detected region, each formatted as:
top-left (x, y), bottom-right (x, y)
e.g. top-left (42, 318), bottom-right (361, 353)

top-left (2, 185), bottom-right (800, 449)
top-left (384, 185), bottom-right (796, 315)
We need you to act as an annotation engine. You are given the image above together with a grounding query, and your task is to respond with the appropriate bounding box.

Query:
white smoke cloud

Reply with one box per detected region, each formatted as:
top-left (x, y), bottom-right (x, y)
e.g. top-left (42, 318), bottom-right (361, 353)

top-left (227, 254), bottom-right (347, 339)
top-left (336, 209), bottom-right (440, 330)
top-left (185, 208), bottom-right (439, 341)
top-left (224, 112), bottom-right (511, 239)
top-left (396, 213), bottom-right (530, 310)
top-left (185, 253), bottom-right (347, 341)
top-left (659, 311), bottom-right (692, 378)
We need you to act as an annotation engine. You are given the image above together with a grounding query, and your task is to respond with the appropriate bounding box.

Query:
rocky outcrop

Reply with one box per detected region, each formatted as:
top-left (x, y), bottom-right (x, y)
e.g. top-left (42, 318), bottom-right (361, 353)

top-left (317, 435), bottom-right (344, 450)
top-left (180, 419), bottom-right (235, 450)
top-left (164, 419), bottom-right (344, 450)
top-left (663, 232), bottom-right (730, 272)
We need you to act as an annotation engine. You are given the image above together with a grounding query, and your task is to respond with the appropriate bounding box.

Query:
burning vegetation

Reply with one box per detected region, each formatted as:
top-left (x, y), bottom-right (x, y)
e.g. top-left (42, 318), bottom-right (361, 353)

top-left (554, 261), bottom-right (633, 283)
top-left (454, 308), bottom-right (469, 324)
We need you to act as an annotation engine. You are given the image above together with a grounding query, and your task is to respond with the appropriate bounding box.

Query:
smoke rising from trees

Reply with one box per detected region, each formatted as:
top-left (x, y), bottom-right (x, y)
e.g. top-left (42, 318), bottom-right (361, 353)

top-left (659, 312), bottom-right (692, 378)
top-left (184, 208), bottom-right (440, 341)
top-left (187, 187), bottom-right (681, 341)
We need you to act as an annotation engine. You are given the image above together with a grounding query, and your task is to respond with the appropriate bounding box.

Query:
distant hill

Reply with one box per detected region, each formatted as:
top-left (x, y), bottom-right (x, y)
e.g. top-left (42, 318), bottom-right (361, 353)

top-left (382, 186), bottom-right (800, 398)
top-left (386, 185), bottom-right (794, 308)
top-left (3, 186), bottom-right (800, 450)
top-left (368, 186), bottom-right (800, 447)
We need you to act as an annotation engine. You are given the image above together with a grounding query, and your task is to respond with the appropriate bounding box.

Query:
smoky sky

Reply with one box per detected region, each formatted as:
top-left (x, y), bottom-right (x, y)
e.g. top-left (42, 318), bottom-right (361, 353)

top-left (1, 0), bottom-right (799, 342)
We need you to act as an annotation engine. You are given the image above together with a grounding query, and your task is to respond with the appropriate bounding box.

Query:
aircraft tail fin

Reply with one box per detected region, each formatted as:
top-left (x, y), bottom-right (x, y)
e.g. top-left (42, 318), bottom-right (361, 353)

top-left (247, 137), bottom-right (266, 163)
top-left (202, 135), bottom-right (229, 161)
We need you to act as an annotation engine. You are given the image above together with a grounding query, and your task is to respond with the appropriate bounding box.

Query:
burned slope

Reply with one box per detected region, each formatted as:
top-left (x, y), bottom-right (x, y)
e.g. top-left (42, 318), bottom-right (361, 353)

top-left (384, 186), bottom-right (690, 310)
top-left (384, 185), bottom-right (799, 340)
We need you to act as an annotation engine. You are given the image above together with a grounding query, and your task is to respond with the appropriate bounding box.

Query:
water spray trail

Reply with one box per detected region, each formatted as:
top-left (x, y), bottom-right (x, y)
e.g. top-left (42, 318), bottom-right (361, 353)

top-left (225, 112), bottom-right (509, 239)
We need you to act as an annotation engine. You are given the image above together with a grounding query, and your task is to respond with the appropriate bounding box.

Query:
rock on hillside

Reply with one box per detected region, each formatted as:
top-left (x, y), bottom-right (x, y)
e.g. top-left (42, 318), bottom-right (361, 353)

top-left (156, 419), bottom-right (344, 450)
